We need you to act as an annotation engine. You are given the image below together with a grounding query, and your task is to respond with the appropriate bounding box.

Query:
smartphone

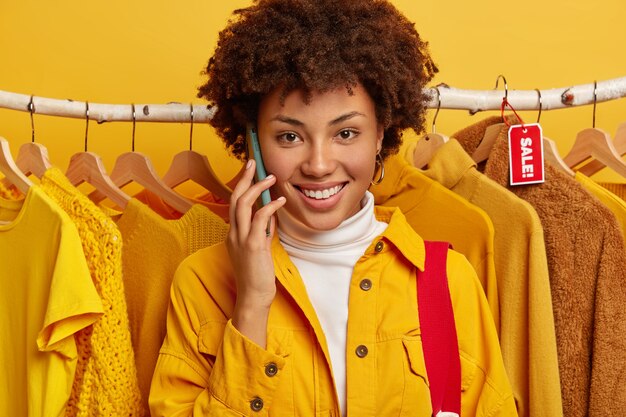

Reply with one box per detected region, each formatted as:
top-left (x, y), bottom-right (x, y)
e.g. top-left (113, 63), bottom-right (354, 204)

top-left (246, 123), bottom-right (272, 208)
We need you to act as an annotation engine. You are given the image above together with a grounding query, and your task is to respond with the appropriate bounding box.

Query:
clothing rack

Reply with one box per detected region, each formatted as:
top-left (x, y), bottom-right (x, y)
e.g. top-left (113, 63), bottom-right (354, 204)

top-left (1, 77), bottom-right (625, 123)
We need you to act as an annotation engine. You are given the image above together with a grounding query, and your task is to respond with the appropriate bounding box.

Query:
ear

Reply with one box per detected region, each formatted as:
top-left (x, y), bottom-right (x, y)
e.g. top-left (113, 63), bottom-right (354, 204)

top-left (376, 124), bottom-right (384, 154)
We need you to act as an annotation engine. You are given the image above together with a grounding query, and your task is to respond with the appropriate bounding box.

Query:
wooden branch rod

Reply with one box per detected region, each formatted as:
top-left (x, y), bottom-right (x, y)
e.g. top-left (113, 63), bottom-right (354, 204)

top-left (1, 77), bottom-right (625, 123)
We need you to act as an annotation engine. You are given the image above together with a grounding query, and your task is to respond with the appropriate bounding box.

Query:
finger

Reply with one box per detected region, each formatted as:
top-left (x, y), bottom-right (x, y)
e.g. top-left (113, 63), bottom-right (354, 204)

top-left (229, 159), bottom-right (257, 228)
top-left (235, 174), bottom-right (277, 242)
top-left (249, 196), bottom-right (286, 242)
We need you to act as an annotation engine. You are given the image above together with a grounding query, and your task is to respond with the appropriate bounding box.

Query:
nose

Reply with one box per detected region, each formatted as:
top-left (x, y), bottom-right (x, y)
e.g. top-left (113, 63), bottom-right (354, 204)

top-left (300, 141), bottom-right (336, 178)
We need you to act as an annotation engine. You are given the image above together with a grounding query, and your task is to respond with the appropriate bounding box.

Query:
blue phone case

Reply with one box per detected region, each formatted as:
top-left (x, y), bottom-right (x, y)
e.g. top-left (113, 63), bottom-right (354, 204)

top-left (246, 124), bottom-right (272, 207)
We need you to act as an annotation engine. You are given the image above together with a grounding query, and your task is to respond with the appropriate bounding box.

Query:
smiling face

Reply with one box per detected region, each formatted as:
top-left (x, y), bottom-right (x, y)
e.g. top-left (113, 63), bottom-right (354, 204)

top-left (257, 83), bottom-right (384, 231)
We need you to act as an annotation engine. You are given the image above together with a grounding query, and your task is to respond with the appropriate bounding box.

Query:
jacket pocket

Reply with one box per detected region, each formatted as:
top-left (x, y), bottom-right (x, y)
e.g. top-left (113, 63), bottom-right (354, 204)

top-left (402, 337), bottom-right (429, 386)
top-left (400, 337), bottom-right (432, 416)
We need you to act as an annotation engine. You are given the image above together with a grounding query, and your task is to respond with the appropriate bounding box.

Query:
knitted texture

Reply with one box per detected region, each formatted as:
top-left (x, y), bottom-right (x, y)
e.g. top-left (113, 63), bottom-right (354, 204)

top-left (40, 167), bottom-right (143, 417)
top-left (114, 199), bottom-right (228, 415)
top-left (598, 182), bottom-right (626, 201)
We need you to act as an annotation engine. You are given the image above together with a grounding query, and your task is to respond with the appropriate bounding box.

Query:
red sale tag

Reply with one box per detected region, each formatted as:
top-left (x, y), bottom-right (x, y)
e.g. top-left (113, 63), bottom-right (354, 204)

top-left (508, 123), bottom-right (545, 186)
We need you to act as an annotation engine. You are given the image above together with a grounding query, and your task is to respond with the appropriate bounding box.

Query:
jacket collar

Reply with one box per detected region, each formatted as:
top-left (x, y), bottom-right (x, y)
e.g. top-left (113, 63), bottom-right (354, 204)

top-left (269, 205), bottom-right (426, 315)
top-left (420, 139), bottom-right (477, 190)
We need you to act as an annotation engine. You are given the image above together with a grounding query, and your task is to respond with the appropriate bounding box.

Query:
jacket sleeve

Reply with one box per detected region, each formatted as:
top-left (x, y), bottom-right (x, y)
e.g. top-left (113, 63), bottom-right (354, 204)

top-left (149, 258), bottom-right (290, 417)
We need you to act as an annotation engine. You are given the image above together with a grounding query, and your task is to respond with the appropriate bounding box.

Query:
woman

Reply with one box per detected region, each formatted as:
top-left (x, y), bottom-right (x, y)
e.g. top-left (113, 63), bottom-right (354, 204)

top-left (150, 1), bottom-right (517, 416)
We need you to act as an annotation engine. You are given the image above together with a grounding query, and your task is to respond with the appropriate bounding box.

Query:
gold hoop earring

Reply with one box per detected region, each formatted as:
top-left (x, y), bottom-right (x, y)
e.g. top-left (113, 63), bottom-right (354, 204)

top-left (371, 153), bottom-right (385, 185)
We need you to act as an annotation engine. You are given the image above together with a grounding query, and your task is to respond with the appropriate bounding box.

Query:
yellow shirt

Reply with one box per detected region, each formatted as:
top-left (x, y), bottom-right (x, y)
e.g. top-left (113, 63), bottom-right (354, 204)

top-left (370, 152), bottom-right (500, 330)
top-left (415, 139), bottom-right (562, 417)
top-left (112, 198), bottom-right (229, 414)
top-left (150, 206), bottom-right (517, 416)
top-left (40, 167), bottom-right (143, 417)
top-left (0, 185), bottom-right (103, 417)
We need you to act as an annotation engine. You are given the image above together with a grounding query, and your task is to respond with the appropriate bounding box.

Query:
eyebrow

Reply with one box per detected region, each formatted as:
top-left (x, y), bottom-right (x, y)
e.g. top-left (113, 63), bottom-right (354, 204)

top-left (270, 111), bottom-right (366, 127)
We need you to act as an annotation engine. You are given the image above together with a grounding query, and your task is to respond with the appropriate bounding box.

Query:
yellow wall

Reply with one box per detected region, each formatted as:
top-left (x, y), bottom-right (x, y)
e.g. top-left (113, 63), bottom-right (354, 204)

top-left (1, 1), bottom-right (625, 183)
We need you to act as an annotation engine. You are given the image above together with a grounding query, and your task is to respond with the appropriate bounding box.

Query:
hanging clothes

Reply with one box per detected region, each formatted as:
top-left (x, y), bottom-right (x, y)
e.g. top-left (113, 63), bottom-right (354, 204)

top-left (0, 185), bottom-right (103, 417)
top-left (40, 167), bottom-right (143, 417)
top-left (411, 138), bottom-right (562, 417)
top-left (454, 116), bottom-right (626, 417)
top-left (370, 153), bottom-right (500, 330)
top-left (106, 198), bottom-right (228, 415)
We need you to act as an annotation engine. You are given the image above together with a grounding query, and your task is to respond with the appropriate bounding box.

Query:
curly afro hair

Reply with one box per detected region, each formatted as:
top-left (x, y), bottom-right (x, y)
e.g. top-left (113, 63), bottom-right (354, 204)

top-left (198, 0), bottom-right (438, 161)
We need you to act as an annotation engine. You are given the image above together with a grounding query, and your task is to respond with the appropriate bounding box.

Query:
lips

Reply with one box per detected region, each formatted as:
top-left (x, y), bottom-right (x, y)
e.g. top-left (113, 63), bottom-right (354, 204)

top-left (298, 183), bottom-right (346, 200)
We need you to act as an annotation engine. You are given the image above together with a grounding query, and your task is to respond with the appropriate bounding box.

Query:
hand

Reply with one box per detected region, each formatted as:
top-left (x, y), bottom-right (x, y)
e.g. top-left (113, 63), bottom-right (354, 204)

top-left (227, 159), bottom-right (286, 347)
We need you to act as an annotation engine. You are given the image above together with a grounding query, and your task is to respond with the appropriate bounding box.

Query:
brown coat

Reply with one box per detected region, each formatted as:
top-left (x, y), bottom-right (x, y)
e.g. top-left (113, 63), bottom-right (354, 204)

top-left (454, 116), bottom-right (626, 417)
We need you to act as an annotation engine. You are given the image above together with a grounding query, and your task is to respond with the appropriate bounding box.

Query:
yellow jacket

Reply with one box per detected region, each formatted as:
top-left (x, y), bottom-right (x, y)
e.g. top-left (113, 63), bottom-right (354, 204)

top-left (370, 154), bottom-right (500, 331)
top-left (150, 207), bottom-right (517, 416)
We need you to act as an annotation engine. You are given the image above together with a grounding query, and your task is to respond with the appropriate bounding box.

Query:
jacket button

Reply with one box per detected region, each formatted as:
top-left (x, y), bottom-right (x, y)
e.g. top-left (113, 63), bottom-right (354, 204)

top-left (265, 362), bottom-right (278, 377)
top-left (355, 344), bottom-right (369, 358)
top-left (374, 241), bottom-right (384, 252)
top-left (250, 397), bottom-right (264, 412)
top-left (359, 279), bottom-right (372, 291)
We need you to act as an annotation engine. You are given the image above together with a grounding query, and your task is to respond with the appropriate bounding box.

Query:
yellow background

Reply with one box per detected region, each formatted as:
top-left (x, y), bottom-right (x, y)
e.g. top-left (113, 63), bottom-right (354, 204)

top-left (1, 1), bottom-right (625, 184)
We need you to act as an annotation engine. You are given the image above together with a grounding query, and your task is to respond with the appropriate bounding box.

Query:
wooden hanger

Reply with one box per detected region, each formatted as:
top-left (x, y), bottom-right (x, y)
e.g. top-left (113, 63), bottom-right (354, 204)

top-left (66, 151), bottom-right (131, 209)
top-left (563, 127), bottom-right (626, 177)
top-left (88, 104), bottom-right (193, 213)
top-left (16, 142), bottom-right (52, 179)
top-left (161, 104), bottom-right (232, 201)
top-left (162, 150), bottom-right (233, 201)
top-left (543, 137), bottom-right (575, 176)
top-left (413, 87), bottom-right (450, 169)
top-left (471, 123), bottom-right (504, 163)
top-left (65, 102), bottom-right (130, 209)
top-left (563, 80), bottom-right (626, 178)
top-left (413, 132), bottom-right (450, 169)
top-left (10, 96), bottom-right (52, 182)
top-left (0, 137), bottom-right (32, 194)
top-left (472, 76), bottom-right (510, 163)
top-left (225, 165), bottom-right (244, 191)
top-left (531, 89), bottom-right (574, 176)
top-left (577, 122), bottom-right (626, 176)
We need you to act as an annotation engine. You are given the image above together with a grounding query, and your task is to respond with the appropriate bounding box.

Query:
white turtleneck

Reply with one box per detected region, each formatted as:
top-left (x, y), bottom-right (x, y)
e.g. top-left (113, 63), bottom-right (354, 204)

top-left (277, 191), bottom-right (387, 416)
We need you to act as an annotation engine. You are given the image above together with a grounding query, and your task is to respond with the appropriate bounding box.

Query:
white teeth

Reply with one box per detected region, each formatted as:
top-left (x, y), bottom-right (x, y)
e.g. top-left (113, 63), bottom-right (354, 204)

top-left (302, 184), bottom-right (343, 200)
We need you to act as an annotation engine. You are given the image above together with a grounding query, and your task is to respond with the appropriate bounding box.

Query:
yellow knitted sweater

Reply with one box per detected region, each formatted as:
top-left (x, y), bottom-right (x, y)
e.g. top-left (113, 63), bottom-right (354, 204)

top-left (110, 198), bottom-right (228, 415)
top-left (40, 167), bottom-right (143, 417)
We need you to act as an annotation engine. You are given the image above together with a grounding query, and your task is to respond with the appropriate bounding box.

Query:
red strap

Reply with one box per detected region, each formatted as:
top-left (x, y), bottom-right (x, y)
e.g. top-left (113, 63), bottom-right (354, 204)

top-left (417, 241), bottom-right (461, 415)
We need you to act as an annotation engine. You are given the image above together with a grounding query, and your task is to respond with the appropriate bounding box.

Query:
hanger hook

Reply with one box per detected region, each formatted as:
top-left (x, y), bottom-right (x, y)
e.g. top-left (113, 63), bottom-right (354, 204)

top-left (592, 80), bottom-right (597, 129)
top-left (131, 103), bottom-right (136, 152)
top-left (495, 74), bottom-right (508, 101)
top-left (431, 87), bottom-right (442, 134)
top-left (28, 95), bottom-right (35, 143)
top-left (84, 101), bottom-right (90, 152)
top-left (189, 103), bottom-right (194, 151)
top-left (535, 89), bottom-right (542, 124)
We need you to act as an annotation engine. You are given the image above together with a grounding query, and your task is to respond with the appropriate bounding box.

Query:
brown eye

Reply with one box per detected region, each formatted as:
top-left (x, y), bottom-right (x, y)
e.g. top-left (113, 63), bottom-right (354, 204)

top-left (338, 129), bottom-right (357, 140)
top-left (277, 132), bottom-right (301, 144)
